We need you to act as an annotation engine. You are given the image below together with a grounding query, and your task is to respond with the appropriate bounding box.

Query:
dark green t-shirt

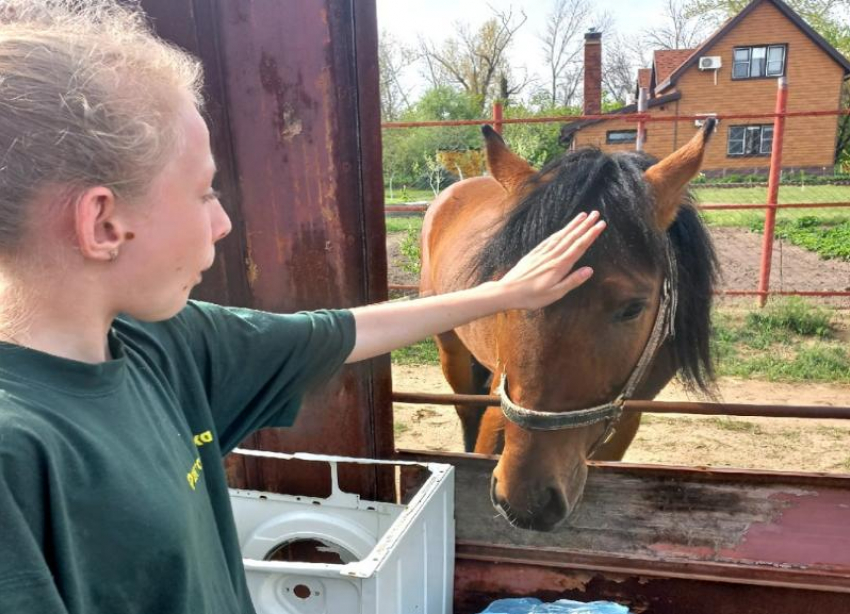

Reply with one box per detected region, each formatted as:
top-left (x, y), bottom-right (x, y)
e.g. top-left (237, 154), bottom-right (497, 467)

top-left (0, 301), bottom-right (356, 614)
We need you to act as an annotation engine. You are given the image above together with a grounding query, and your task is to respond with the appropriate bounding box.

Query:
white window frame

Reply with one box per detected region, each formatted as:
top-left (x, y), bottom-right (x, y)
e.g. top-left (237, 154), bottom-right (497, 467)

top-left (606, 130), bottom-right (638, 144)
top-left (728, 124), bottom-right (773, 157)
top-left (733, 45), bottom-right (786, 79)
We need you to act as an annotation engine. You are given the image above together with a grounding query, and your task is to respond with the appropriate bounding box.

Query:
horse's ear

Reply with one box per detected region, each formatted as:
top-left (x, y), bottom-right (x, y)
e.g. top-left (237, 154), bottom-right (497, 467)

top-left (644, 118), bottom-right (717, 230)
top-left (482, 125), bottom-right (535, 194)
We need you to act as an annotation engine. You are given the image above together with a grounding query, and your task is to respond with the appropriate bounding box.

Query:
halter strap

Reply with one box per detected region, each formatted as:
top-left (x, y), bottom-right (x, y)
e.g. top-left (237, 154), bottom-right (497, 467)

top-left (498, 242), bottom-right (677, 438)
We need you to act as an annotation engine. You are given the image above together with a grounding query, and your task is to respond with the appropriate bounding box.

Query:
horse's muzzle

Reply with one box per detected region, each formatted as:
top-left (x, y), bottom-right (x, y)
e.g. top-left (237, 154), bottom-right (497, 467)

top-left (490, 473), bottom-right (572, 532)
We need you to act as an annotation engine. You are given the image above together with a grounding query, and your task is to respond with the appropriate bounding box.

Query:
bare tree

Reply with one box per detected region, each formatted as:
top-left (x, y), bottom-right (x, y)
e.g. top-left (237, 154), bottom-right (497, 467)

top-left (378, 31), bottom-right (416, 121)
top-left (539, 0), bottom-right (593, 106)
top-left (644, 0), bottom-right (709, 50)
top-left (603, 33), bottom-right (650, 105)
top-left (419, 7), bottom-right (528, 108)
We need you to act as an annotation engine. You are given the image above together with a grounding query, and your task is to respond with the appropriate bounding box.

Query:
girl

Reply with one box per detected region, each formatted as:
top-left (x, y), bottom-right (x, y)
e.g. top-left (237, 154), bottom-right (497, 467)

top-left (0, 2), bottom-right (605, 613)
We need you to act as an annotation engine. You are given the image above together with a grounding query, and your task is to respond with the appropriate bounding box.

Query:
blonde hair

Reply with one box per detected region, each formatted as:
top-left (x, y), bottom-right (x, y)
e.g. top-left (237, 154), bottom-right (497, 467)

top-left (0, 0), bottom-right (204, 252)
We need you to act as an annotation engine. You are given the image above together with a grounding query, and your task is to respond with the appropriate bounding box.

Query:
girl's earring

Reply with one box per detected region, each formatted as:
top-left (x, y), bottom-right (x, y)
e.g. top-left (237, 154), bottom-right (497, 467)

top-left (108, 249), bottom-right (119, 261)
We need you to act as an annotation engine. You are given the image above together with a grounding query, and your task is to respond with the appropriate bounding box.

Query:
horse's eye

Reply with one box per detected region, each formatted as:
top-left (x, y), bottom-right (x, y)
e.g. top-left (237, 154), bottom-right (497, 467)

top-left (615, 300), bottom-right (647, 322)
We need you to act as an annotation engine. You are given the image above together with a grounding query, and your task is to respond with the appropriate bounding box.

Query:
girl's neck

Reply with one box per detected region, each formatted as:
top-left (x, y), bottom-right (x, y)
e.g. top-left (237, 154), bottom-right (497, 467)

top-left (0, 272), bottom-right (115, 364)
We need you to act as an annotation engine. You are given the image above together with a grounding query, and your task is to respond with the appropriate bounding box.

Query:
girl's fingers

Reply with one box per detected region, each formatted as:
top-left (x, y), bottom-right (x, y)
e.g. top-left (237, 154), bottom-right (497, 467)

top-left (552, 219), bottom-right (607, 264)
top-left (533, 211), bottom-right (598, 257)
top-left (553, 266), bottom-right (595, 296)
top-left (559, 211), bottom-right (601, 253)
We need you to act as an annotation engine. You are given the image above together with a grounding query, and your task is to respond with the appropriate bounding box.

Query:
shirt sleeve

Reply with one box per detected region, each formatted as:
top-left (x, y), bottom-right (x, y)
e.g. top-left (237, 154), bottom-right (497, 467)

top-left (0, 420), bottom-right (69, 614)
top-left (168, 301), bottom-right (356, 452)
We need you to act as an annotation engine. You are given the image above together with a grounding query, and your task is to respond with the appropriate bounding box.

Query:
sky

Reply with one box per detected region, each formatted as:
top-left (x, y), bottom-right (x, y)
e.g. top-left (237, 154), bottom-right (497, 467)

top-left (375, 0), bottom-right (673, 98)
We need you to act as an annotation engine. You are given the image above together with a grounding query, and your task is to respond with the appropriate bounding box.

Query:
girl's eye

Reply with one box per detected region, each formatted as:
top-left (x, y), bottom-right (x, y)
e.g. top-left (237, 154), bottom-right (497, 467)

top-left (202, 190), bottom-right (221, 203)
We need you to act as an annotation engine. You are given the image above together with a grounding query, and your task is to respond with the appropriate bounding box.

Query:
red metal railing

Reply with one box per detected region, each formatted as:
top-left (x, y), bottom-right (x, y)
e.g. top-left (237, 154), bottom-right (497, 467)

top-left (384, 88), bottom-right (850, 300)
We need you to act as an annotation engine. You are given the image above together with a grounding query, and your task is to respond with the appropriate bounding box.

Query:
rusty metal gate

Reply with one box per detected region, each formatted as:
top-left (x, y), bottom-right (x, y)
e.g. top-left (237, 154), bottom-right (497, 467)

top-left (140, 0), bottom-right (395, 498)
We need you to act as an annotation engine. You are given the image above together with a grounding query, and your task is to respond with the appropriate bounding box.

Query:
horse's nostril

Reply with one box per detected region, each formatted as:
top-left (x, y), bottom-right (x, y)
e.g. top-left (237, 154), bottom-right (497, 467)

top-left (535, 487), bottom-right (569, 530)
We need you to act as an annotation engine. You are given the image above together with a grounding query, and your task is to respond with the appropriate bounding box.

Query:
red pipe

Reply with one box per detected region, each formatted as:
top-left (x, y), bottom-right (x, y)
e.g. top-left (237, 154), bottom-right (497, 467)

top-left (492, 102), bottom-right (503, 134)
top-left (699, 202), bottom-right (850, 211)
top-left (757, 78), bottom-right (789, 308)
top-left (381, 107), bottom-right (850, 129)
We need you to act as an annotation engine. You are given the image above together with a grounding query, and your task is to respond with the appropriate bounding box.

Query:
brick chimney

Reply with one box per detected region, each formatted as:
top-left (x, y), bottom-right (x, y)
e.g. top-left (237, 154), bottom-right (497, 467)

top-left (584, 29), bottom-right (602, 116)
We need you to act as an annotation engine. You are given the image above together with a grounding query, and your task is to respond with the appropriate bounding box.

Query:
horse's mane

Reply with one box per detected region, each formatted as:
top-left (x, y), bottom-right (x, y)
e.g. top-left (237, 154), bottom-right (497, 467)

top-left (473, 146), bottom-right (718, 394)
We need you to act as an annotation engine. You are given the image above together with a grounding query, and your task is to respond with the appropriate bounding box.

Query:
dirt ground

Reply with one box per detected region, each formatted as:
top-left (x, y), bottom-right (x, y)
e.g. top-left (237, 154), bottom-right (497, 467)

top-left (389, 226), bottom-right (850, 474)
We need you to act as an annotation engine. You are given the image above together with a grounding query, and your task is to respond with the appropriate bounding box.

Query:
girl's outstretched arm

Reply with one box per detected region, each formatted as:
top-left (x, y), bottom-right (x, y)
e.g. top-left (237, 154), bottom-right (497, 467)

top-left (346, 211), bottom-right (605, 364)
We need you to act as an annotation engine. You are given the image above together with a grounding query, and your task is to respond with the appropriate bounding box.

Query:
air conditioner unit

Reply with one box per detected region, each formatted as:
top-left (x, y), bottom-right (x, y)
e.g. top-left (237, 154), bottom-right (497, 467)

top-left (699, 56), bottom-right (722, 70)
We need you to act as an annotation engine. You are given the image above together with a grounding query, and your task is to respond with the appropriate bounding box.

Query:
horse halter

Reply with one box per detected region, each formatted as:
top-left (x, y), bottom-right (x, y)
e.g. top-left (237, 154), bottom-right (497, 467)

top-left (497, 242), bottom-right (678, 449)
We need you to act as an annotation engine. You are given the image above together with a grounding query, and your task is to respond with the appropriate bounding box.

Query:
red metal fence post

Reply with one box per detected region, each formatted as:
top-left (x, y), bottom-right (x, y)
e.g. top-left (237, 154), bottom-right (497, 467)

top-left (636, 87), bottom-right (648, 151)
top-left (492, 101), bottom-right (503, 134)
top-left (757, 77), bottom-right (789, 307)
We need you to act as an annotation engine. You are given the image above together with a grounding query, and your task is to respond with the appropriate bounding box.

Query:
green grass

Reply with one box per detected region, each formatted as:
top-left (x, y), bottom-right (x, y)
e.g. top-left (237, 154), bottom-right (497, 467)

top-left (745, 296), bottom-right (834, 337)
top-left (695, 184), bottom-right (850, 205)
top-left (384, 189), bottom-right (433, 205)
top-left (695, 185), bottom-right (850, 229)
top-left (385, 215), bottom-right (424, 234)
top-left (391, 338), bottom-right (440, 365)
top-left (398, 226), bottom-right (422, 276)
top-left (712, 299), bottom-right (850, 383)
top-left (774, 218), bottom-right (850, 261)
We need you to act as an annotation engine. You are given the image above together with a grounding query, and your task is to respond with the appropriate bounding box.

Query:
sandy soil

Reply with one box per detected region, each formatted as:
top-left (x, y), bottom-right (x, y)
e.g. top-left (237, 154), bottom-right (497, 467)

top-left (392, 364), bottom-right (850, 473)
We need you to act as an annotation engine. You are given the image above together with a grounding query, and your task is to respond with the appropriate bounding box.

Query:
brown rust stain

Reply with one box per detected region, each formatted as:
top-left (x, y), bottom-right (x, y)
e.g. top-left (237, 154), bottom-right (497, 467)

top-left (258, 53), bottom-right (310, 145)
top-left (317, 67), bottom-right (339, 224)
top-left (244, 232), bottom-right (260, 288)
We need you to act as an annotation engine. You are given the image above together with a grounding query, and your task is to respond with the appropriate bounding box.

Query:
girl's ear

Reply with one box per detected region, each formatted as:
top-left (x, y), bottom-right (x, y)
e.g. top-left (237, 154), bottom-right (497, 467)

top-left (74, 187), bottom-right (127, 262)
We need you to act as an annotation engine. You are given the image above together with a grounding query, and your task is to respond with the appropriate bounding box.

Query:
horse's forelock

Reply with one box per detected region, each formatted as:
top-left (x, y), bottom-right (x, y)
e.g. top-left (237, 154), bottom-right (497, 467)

top-left (471, 145), bottom-right (718, 395)
top-left (473, 147), bottom-right (665, 283)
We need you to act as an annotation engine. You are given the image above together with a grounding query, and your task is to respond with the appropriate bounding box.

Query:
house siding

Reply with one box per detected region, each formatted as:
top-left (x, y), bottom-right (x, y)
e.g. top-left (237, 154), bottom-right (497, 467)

top-left (571, 1), bottom-right (846, 174)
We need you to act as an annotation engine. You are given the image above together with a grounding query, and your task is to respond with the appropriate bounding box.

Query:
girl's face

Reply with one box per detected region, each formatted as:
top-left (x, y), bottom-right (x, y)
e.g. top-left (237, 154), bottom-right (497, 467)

top-left (116, 98), bottom-right (232, 321)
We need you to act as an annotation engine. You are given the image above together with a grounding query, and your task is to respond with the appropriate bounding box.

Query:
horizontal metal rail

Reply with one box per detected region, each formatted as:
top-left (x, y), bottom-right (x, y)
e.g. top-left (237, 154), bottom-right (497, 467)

top-left (382, 108), bottom-right (850, 130)
top-left (388, 284), bottom-right (850, 297)
top-left (392, 391), bottom-right (850, 420)
top-left (385, 202), bottom-right (850, 214)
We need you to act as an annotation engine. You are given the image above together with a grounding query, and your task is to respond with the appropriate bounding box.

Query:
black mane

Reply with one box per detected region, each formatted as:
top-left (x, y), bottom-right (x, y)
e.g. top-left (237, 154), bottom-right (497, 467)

top-left (473, 147), bottom-right (718, 393)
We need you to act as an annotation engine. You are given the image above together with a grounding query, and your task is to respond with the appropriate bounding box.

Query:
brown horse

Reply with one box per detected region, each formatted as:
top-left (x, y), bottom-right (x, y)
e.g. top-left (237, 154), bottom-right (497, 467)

top-left (419, 121), bottom-right (718, 531)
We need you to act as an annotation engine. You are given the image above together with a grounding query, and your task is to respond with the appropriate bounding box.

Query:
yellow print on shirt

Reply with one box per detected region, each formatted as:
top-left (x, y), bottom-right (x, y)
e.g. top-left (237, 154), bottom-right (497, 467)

top-left (194, 430), bottom-right (214, 447)
top-left (186, 457), bottom-right (204, 490)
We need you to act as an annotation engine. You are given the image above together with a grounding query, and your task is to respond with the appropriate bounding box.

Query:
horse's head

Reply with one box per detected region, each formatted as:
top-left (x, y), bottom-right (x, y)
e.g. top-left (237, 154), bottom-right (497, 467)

top-left (476, 121), bottom-right (718, 531)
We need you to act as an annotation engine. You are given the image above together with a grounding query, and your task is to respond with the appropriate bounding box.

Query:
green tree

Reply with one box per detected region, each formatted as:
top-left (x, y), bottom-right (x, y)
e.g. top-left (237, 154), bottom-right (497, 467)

top-left (502, 95), bottom-right (580, 169)
top-left (382, 87), bottom-right (483, 195)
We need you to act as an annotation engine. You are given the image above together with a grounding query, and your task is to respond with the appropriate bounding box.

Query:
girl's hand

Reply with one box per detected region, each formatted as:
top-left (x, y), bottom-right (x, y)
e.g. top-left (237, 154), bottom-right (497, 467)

top-left (496, 211), bottom-right (606, 310)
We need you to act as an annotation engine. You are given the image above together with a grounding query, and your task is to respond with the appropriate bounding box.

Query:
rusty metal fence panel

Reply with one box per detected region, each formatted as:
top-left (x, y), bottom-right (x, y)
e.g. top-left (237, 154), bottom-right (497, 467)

top-left (141, 0), bottom-right (393, 498)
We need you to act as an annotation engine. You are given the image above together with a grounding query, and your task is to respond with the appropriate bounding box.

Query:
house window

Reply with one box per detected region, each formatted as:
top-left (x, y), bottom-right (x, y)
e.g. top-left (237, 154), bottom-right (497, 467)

top-left (606, 130), bottom-right (638, 144)
top-left (733, 45), bottom-right (786, 79)
top-left (727, 125), bottom-right (774, 156)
